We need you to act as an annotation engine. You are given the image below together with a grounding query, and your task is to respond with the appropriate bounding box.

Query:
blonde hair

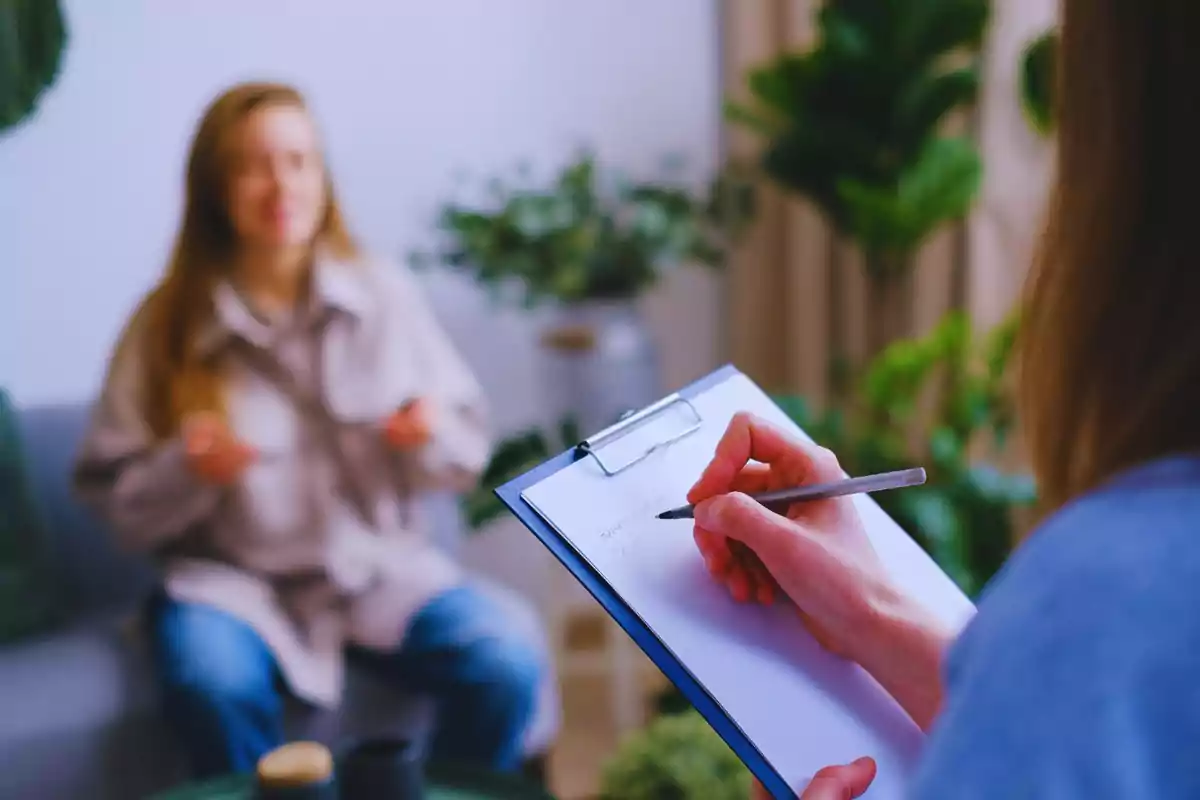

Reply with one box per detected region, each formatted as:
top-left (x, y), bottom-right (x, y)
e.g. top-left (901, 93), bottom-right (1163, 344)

top-left (1019, 0), bottom-right (1200, 515)
top-left (135, 81), bottom-right (358, 437)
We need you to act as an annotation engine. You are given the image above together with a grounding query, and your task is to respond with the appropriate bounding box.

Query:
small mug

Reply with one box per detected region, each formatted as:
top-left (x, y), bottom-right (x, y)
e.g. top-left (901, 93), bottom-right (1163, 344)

top-left (255, 741), bottom-right (338, 800)
top-left (338, 736), bottom-right (425, 800)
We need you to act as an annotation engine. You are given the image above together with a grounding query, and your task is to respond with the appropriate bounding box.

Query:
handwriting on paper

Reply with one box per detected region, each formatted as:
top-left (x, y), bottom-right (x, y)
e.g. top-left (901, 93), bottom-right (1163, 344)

top-left (597, 489), bottom-right (676, 541)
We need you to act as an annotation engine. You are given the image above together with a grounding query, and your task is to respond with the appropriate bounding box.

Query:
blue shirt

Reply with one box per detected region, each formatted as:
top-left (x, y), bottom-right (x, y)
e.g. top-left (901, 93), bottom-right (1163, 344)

top-left (910, 455), bottom-right (1200, 799)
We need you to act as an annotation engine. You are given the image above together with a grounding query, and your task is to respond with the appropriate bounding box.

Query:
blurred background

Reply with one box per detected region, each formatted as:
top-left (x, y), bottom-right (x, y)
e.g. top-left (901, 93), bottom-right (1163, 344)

top-left (0, 1), bottom-right (1058, 798)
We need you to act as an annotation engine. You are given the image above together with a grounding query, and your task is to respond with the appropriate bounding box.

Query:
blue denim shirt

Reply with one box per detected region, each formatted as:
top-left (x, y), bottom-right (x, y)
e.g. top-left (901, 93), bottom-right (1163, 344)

top-left (909, 455), bottom-right (1200, 799)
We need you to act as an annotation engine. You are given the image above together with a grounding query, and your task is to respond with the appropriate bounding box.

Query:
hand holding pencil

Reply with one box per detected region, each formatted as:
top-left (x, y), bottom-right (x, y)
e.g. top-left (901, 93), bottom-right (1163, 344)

top-left (685, 412), bottom-right (911, 661)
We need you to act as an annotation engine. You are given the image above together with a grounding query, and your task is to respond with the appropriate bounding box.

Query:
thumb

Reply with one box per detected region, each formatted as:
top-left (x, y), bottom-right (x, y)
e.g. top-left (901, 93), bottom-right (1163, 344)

top-left (694, 492), bottom-right (796, 553)
top-left (802, 757), bottom-right (877, 800)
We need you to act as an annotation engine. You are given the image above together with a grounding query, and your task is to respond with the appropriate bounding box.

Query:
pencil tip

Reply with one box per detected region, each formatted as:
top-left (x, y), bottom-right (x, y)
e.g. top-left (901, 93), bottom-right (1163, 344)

top-left (656, 511), bottom-right (671, 520)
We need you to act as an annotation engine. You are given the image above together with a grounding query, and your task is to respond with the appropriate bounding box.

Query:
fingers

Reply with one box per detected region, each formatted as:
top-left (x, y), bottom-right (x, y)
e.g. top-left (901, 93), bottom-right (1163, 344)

top-left (730, 464), bottom-right (775, 495)
top-left (181, 414), bottom-right (258, 484)
top-left (401, 398), bottom-right (429, 426)
top-left (695, 526), bottom-right (777, 605)
top-left (688, 413), bottom-right (841, 504)
top-left (385, 401), bottom-right (434, 449)
top-left (689, 463), bottom-right (774, 509)
top-left (182, 413), bottom-right (222, 457)
top-left (801, 758), bottom-right (877, 800)
top-left (232, 441), bottom-right (258, 467)
top-left (184, 428), bottom-right (214, 459)
top-left (729, 540), bottom-right (775, 604)
top-left (694, 527), bottom-right (730, 574)
top-left (693, 491), bottom-right (799, 556)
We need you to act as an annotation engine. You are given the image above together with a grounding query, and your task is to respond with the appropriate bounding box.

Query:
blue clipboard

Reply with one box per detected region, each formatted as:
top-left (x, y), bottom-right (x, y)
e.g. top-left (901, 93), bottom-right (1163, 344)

top-left (494, 363), bottom-right (796, 799)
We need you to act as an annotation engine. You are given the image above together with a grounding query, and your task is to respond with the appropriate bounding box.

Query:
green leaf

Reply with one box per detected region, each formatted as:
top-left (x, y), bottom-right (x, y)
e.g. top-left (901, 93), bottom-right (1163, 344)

top-left (772, 394), bottom-right (816, 429)
top-left (722, 99), bottom-right (782, 136)
top-left (726, 0), bottom-right (987, 259)
top-left (898, 137), bottom-right (983, 227)
top-left (895, 68), bottom-right (980, 146)
top-left (462, 487), bottom-right (509, 529)
top-left (745, 53), bottom-right (816, 119)
top-left (1, 0), bottom-right (69, 134)
top-left (895, 0), bottom-right (990, 66)
top-left (903, 488), bottom-right (975, 594)
top-left (1020, 30), bottom-right (1057, 136)
top-left (599, 711), bottom-right (751, 800)
top-left (929, 426), bottom-right (963, 469)
top-left (558, 416), bottom-right (582, 449)
top-left (966, 465), bottom-right (1037, 507)
top-left (837, 136), bottom-right (981, 254)
top-left (423, 151), bottom-right (749, 304)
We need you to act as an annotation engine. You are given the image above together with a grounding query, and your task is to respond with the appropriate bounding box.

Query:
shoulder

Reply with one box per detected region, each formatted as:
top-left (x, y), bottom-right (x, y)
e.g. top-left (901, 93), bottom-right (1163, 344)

top-left (910, 458), bottom-right (1200, 797)
top-left (952, 460), bottom-right (1200, 688)
top-left (965, 459), bottom-right (1200, 662)
top-left (325, 253), bottom-right (431, 315)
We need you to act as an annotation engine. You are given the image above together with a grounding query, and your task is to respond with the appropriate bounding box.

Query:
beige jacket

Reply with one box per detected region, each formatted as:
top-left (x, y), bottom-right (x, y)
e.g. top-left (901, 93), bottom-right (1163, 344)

top-left (72, 255), bottom-right (491, 707)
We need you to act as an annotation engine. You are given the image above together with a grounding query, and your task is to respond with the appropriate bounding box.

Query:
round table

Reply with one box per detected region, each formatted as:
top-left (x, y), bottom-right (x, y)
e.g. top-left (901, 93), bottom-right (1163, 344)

top-left (151, 762), bottom-right (557, 800)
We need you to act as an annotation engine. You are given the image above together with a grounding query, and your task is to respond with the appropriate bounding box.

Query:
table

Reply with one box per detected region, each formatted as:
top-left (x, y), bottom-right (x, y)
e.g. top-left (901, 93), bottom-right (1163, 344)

top-left (151, 761), bottom-right (557, 800)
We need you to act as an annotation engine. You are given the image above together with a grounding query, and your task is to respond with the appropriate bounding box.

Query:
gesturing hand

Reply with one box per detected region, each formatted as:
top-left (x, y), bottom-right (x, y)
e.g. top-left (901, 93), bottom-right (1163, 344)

top-left (688, 412), bottom-right (895, 661)
top-left (383, 399), bottom-right (433, 450)
top-left (751, 758), bottom-right (877, 800)
top-left (181, 412), bottom-right (257, 485)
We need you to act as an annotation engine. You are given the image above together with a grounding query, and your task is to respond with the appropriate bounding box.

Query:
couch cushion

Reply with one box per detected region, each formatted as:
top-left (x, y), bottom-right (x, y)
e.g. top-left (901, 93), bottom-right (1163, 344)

top-left (0, 614), bottom-right (188, 800)
top-left (16, 403), bottom-right (159, 615)
top-left (0, 389), bottom-right (62, 642)
top-left (0, 615), bottom-right (160, 744)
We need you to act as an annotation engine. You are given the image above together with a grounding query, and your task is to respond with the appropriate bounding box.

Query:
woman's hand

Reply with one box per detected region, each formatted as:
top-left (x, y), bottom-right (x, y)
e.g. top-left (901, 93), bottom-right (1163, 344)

top-left (181, 412), bottom-right (257, 485)
top-left (689, 412), bottom-right (954, 730)
top-left (689, 412), bottom-right (892, 659)
top-left (751, 758), bottom-right (876, 800)
top-left (383, 399), bottom-right (433, 450)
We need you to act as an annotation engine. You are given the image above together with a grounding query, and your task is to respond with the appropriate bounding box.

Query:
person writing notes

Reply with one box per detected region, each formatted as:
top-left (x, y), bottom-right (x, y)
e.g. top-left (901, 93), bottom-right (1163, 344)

top-left (73, 81), bottom-right (541, 780)
top-left (693, 0), bottom-right (1200, 797)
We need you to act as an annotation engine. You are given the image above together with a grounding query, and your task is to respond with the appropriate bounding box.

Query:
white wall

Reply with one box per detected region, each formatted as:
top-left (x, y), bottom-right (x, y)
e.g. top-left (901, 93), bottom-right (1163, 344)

top-left (967, 0), bottom-right (1057, 330)
top-left (0, 0), bottom-right (723, 435)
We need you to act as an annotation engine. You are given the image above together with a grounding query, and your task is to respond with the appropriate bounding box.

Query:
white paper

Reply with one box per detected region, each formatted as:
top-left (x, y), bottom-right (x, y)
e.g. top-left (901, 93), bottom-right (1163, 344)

top-left (521, 371), bottom-right (976, 798)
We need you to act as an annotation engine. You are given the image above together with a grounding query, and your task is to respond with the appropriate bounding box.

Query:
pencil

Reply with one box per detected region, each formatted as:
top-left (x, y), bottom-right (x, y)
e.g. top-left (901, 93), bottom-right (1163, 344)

top-left (655, 467), bottom-right (927, 520)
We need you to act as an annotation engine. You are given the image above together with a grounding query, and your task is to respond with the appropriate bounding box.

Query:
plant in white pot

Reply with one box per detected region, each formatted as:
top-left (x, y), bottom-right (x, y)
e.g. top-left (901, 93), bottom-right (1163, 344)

top-left (412, 150), bottom-right (752, 438)
top-left (412, 151), bottom-right (751, 532)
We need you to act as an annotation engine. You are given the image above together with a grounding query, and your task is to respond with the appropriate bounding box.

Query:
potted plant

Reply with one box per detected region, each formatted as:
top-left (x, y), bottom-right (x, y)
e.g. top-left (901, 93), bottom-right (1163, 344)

top-left (1, 0), bottom-right (68, 134)
top-left (777, 310), bottom-right (1033, 598)
top-left (725, 0), bottom-right (989, 361)
top-left (459, 415), bottom-right (581, 532)
top-left (598, 709), bottom-right (751, 800)
top-left (412, 151), bottom-right (752, 436)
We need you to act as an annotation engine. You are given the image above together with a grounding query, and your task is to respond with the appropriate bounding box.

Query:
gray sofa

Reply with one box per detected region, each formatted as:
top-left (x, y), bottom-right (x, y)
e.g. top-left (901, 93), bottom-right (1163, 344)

top-left (0, 404), bottom-right (559, 800)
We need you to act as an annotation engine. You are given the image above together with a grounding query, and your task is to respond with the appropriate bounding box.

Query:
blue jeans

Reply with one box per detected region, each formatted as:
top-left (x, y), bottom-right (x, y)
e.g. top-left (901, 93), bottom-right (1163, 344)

top-left (146, 585), bottom-right (541, 779)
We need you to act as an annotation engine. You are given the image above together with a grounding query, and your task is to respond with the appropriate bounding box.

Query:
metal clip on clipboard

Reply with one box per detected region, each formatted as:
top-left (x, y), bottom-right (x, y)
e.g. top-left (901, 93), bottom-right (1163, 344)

top-left (575, 393), bottom-right (704, 477)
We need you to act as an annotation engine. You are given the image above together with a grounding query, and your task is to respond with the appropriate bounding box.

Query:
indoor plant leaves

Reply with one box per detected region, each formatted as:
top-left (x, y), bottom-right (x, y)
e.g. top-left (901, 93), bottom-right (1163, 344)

top-left (725, 0), bottom-right (988, 303)
top-left (774, 310), bottom-right (1034, 598)
top-left (1020, 29), bottom-right (1057, 137)
top-left (598, 710), bottom-right (751, 800)
top-left (0, 0), bottom-right (68, 133)
top-left (413, 151), bottom-right (752, 306)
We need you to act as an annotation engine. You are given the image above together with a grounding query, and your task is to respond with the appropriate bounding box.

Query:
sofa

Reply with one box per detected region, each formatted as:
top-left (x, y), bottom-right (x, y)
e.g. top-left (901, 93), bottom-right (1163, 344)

top-left (0, 403), bottom-right (560, 800)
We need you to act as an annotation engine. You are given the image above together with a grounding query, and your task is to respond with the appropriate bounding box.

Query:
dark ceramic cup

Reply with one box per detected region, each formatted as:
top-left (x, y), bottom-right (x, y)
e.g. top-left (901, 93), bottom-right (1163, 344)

top-left (337, 736), bottom-right (425, 800)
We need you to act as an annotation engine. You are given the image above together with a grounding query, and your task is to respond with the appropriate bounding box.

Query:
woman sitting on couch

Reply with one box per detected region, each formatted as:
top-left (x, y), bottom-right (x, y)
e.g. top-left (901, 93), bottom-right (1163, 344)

top-left (72, 80), bottom-right (541, 780)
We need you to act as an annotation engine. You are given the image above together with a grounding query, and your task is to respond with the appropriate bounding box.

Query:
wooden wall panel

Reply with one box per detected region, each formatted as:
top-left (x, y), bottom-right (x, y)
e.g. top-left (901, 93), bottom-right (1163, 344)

top-left (721, 0), bottom-right (969, 403)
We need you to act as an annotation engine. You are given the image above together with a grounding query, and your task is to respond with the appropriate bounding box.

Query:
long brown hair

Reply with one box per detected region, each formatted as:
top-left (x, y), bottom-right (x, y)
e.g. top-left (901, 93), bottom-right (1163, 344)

top-left (134, 81), bottom-right (357, 437)
top-left (1019, 1), bottom-right (1200, 514)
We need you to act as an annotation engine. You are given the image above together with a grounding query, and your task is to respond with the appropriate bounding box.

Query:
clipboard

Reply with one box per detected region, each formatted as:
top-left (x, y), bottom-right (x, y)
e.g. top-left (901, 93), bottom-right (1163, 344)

top-left (495, 364), bottom-right (974, 798)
